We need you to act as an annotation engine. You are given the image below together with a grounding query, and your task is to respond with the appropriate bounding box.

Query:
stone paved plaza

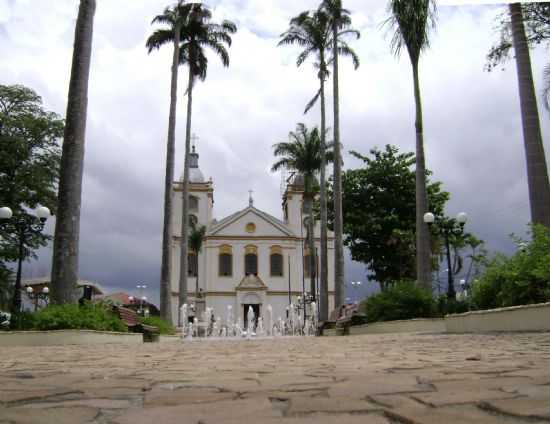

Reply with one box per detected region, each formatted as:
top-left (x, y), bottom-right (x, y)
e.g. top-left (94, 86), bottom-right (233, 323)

top-left (1, 333), bottom-right (550, 423)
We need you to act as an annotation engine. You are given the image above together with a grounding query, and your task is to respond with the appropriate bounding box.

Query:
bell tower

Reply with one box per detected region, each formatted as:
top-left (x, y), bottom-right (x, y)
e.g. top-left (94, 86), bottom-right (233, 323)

top-left (282, 173), bottom-right (305, 236)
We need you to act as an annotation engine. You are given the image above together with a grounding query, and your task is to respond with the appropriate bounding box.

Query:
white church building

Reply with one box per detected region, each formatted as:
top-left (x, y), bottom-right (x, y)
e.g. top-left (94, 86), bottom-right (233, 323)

top-left (170, 147), bottom-right (335, 325)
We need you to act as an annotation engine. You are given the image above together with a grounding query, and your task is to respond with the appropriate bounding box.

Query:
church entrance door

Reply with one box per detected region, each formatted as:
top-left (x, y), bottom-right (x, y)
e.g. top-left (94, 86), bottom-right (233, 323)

top-left (243, 304), bottom-right (260, 329)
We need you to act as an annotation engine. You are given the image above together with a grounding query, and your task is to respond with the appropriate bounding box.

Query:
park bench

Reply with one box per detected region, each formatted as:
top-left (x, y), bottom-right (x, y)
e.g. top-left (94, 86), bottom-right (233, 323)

top-left (114, 306), bottom-right (159, 342)
top-left (331, 304), bottom-right (367, 336)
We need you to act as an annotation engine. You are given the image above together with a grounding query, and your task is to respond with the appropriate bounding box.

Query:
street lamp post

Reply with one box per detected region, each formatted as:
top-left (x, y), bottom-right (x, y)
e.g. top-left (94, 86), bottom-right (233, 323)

top-left (141, 296), bottom-right (147, 317)
top-left (423, 211), bottom-right (468, 300)
top-left (136, 284), bottom-right (146, 315)
top-left (0, 206), bottom-right (50, 313)
top-left (26, 286), bottom-right (50, 311)
top-left (350, 281), bottom-right (362, 303)
top-left (295, 292), bottom-right (314, 330)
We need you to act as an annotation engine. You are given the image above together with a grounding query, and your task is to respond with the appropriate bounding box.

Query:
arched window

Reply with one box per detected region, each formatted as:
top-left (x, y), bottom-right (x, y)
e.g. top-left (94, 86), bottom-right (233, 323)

top-left (188, 253), bottom-right (198, 277)
top-left (189, 195), bottom-right (199, 212)
top-left (270, 246), bottom-right (283, 277)
top-left (188, 214), bottom-right (198, 227)
top-left (244, 245), bottom-right (258, 276)
top-left (218, 245), bottom-right (232, 277)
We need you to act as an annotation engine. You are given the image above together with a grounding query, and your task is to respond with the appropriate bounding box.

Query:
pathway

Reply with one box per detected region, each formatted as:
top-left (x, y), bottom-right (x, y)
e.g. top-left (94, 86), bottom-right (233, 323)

top-left (1, 332), bottom-right (550, 423)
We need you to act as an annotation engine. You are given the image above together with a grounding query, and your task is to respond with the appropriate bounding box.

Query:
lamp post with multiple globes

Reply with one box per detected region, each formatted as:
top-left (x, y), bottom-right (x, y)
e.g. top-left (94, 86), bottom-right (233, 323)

top-left (25, 286), bottom-right (50, 311)
top-left (0, 206), bottom-right (50, 313)
top-left (350, 281), bottom-right (362, 303)
top-left (423, 211), bottom-right (468, 300)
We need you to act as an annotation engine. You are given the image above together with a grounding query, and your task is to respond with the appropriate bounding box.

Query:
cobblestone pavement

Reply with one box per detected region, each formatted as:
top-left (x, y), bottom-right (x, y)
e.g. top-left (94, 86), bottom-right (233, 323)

top-left (1, 333), bottom-right (550, 423)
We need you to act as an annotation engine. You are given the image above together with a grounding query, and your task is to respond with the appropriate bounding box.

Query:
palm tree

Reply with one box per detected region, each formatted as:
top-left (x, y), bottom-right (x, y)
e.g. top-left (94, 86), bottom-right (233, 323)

top-left (177, 5), bottom-right (236, 313)
top-left (279, 9), bottom-right (331, 310)
top-left (272, 123), bottom-right (333, 305)
top-left (50, 0), bottom-right (96, 304)
top-left (146, 1), bottom-right (186, 324)
top-left (320, 0), bottom-right (360, 315)
top-left (387, 0), bottom-right (436, 290)
top-left (188, 223), bottom-right (206, 298)
top-left (510, 3), bottom-right (550, 227)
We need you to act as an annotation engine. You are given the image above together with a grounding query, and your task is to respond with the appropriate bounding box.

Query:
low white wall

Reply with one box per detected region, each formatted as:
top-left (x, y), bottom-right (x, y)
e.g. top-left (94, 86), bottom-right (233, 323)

top-left (159, 335), bottom-right (182, 343)
top-left (0, 330), bottom-right (142, 347)
top-left (325, 303), bottom-right (550, 336)
top-left (350, 318), bottom-right (446, 335)
top-left (445, 302), bottom-right (550, 333)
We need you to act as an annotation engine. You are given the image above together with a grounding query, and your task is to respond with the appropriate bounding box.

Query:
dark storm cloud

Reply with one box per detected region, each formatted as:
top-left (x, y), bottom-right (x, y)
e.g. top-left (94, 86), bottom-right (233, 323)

top-left (2, 0), bottom-right (548, 305)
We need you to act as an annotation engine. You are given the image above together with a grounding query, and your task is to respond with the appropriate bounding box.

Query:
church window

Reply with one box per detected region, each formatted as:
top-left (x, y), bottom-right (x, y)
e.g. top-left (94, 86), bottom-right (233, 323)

top-left (270, 246), bottom-right (283, 277)
top-left (245, 222), bottom-right (256, 233)
top-left (189, 196), bottom-right (199, 212)
top-left (219, 245), bottom-right (232, 277)
top-left (244, 245), bottom-right (258, 276)
top-left (188, 253), bottom-right (198, 277)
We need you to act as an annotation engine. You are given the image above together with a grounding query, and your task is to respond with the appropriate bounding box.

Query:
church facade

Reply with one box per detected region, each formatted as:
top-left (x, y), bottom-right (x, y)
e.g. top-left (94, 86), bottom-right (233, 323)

top-left (170, 147), bottom-right (335, 325)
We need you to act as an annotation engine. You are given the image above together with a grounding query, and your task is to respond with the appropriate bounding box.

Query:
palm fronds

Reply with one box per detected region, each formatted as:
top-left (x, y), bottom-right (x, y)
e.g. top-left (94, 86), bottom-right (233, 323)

top-left (386, 0), bottom-right (437, 63)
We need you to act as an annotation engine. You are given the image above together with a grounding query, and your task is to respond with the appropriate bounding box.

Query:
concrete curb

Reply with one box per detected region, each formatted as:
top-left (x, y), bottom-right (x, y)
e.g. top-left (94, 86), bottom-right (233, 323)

top-left (0, 329), bottom-right (142, 346)
top-left (324, 302), bottom-right (550, 336)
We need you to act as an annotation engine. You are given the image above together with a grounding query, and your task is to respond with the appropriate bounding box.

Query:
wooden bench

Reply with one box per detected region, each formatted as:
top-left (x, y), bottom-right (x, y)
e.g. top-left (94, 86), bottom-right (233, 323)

top-left (114, 306), bottom-right (159, 342)
top-left (332, 304), bottom-right (367, 336)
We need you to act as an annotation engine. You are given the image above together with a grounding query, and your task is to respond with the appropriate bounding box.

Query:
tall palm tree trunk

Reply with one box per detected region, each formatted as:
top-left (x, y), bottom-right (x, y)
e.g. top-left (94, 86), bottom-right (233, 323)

top-left (304, 192), bottom-right (316, 297)
top-left (319, 54), bottom-right (328, 309)
top-left (159, 22), bottom-right (181, 323)
top-left (510, 3), bottom-right (550, 227)
top-left (412, 60), bottom-right (431, 290)
top-left (51, 0), bottom-right (96, 304)
top-left (331, 23), bottom-right (345, 314)
top-left (179, 68), bottom-right (193, 315)
top-left (195, 253), bottom-right (199, 296)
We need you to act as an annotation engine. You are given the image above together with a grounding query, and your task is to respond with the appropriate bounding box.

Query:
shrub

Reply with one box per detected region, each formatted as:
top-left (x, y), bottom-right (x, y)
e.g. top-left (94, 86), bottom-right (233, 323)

top-left (32, 302), bottom-right (127, 332)
top-left (361, 281), bottom-right (434, 323)
top-left (139, 316), bottom-right (176, 335)
top-left (8, 311), bottom-right (36, 331)
top-left (471, 225), bottom-right (550, 310)
top-left (434, 295), bottom-right (469, 316)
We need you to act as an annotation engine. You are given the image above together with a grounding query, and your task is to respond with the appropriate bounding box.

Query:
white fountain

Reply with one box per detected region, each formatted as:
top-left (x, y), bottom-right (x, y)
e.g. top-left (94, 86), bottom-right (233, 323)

top-left (193, 317), bottom-right (199, 337)
top-left (266, 304), bottom-right (273, 336)
top-left (257, 317), bottom-right (265, 337)
top-left (246, 305), bottom-right (255, 338)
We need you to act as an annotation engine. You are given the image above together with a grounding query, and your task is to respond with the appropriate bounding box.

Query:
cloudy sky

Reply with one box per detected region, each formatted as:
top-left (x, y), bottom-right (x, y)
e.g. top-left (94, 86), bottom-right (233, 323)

top-left (1, 0), bottom-right (549, 304)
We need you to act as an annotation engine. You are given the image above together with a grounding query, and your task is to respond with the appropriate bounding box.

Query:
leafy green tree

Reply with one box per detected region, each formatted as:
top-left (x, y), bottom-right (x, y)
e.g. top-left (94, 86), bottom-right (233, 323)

top-left (188, 222), bottom-right (206, 299)
top-left (360, 281), bottom-right (434, 323)
top-left (51, 0), bottom-right (96, 305)
top-left (272, 124), bottom-right (333, 300)
top-left (387, 0), bottom-right (437, 290)
top-left (431, 228), bottom-right (487, 297)
top-left (176, 4), bottom-right (236, 314)
top-left (462, 235), bottom-right (488, 285)
top-left (0, 266), bottom-right (14, 311)
top-left (319, 0), bottom-right (360, 315)
top-left (327, 145), bottom-right (448, 292)
top-left (487, 3), bottom-right (550, 71)
top-left (0, 84), bottom-right (63, 312)
top-left (146, 0), bottom-right (186, 323)
top-left (471, 224), bottom-right (550, 310)
top-left (279, 9), bottom-right (332, 314)
top-left (487, 3), bottom-right (550, 227)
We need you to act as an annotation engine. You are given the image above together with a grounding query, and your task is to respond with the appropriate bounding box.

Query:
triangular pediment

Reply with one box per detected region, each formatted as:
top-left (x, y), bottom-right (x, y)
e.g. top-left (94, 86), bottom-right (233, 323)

top-left (236, 274), bottom-right (268, 291)
top-left (207, 207), bottom-right (295, 237)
